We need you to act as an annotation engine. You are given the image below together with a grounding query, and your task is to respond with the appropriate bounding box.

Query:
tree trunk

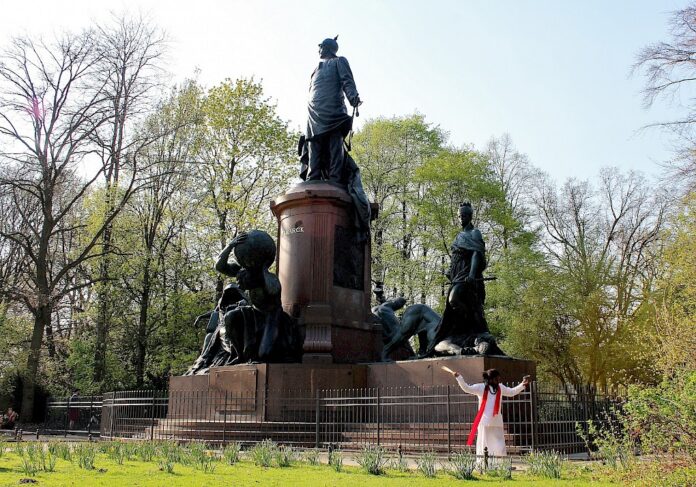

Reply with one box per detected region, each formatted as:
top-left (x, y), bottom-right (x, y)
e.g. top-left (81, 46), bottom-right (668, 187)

top-left (21, 301), bottom-right (51, 421)
top-left (135, 256), bottom-right (152, 388)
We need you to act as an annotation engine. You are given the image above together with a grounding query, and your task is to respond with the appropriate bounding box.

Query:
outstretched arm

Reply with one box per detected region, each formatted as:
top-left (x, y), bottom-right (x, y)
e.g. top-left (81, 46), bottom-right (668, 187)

top-left (444, 367), bottom-right (483, 396)
top-left (500, 377), bottom-right (529, 397)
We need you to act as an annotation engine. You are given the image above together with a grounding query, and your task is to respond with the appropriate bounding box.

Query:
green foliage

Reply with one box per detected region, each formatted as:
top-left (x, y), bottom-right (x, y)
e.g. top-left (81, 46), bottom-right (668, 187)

top-left (388, 451), bottom-right (408, 472)
top-left (485, 457), bottom-right (512, 479)
top-left (250, 439), bottom-right (276, 467)
top-left (328, 448), bottom-right (343, 472)
top-left (74, 443), bottom-right (97, 470)
top-left (415, 450), bottom-right (437, 477)
top-left (446, 451), bottom-right (477, 480)
top-left (576, 412), bottom-right (634, 470)
top-left (525, 450), bottom-right (564, 479)
top-left (274, 445), bottom-right (296, 467)
top-left (222, 442), bottom-right (241, 465)
top-left (303, 448), bottom-right (320, 466)
top-left (623, 370), bottom-right (696, 460)
top-left (355, 445), bottom-right (388, 475)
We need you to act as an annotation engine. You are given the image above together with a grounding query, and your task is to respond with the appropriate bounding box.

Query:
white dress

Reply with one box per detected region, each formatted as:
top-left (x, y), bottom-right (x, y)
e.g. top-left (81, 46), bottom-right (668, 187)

top-left (456, 376), bottom-right (525, 457)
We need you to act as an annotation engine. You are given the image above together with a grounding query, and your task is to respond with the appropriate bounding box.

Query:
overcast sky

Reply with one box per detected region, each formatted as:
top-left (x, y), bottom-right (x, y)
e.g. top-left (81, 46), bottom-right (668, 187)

top-left (0, 0), bottom-right (690, 183)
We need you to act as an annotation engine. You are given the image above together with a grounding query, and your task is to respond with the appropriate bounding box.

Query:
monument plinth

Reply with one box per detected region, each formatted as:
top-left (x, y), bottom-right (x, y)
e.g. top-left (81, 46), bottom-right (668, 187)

top-left (270, 181), bottom-right (381, 363)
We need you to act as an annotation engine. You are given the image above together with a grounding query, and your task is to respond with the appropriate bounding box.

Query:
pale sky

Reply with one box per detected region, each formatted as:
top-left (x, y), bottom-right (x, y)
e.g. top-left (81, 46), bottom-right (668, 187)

top-left (0, 0), bottom-right (690, 183)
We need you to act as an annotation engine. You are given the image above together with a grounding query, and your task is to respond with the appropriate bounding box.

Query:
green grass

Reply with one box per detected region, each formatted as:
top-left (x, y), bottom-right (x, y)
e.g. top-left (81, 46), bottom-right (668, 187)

top-left (0, 444), bottom-right (619, 486)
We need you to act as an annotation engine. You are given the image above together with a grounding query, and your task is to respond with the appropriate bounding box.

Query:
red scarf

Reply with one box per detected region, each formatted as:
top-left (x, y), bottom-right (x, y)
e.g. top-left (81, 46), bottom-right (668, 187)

top-left (466, 385), bottom-right (501, 446)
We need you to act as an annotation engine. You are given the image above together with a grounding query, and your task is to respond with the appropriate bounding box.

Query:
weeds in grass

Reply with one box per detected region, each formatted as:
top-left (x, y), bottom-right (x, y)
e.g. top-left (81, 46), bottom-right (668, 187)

top-left (222, 442), bottom-right (241, 465)
top-left (74, 443), bottom-right (96, 470)
top-left (416, 450), bottom-right (437, 477)
top-left (526, 450), bottom-right (564, 479)
top-left (328, 448), bottom-right (343, 472)
top-left (158, 456), bottom-right (175, 474)
top-left (107, 442), bottom-right (126, 465)
top-left (303, 448), bottom-right (320, 466)
top-left (274, 445), bottom-right (296, 467)
top-left (446, 451), bottom-right (477, 480)
top-left (0, 441), bottom-right (5, 459)
top-left (250, 439), bottom-right (276, 467)
top-left (137, 441), bottom-right (156, 462)
top-left (48, 441), bottom-right (72, 462)
top-left (355, 445), bottom-right (388, 475)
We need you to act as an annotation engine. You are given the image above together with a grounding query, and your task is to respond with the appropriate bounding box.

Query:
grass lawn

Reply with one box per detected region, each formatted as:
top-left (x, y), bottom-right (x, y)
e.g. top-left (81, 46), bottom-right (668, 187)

top-left (0, 448), bottom-right (619, 487)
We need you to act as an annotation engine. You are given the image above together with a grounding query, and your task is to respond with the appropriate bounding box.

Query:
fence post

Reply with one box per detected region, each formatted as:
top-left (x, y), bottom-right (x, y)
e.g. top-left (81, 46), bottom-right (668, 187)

top-left (530, 381), bottom-right (537, 451)
top-left (222, 391), bottom-right (228, 446)
top-left (150, 392), bottom-right (156, 440)
top-left (446, 385), bottom-right (452, 455)
top-left (376, 388), bottom-right (381, 446)
top-left (64, 396), bottom-right (69, 437)
top-left (109, 394), bottom-right (115, 438)
top-left (315, 389), bottom-right (321, 448)
top-left (87, 397), bottom-right (93, 437)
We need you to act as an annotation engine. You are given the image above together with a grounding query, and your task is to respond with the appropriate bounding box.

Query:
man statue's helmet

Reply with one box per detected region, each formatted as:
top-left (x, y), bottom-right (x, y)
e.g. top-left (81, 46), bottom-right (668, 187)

top-left (319, 36), bottom-right (339, 55)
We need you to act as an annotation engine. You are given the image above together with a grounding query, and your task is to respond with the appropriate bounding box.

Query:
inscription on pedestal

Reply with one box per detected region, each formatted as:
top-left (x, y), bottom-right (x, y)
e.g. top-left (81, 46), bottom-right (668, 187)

top-left (333, 225), bottom-right (364, 290)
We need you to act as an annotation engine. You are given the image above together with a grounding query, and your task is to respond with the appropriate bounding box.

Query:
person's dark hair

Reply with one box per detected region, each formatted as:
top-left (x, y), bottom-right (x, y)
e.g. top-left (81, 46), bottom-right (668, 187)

top-left (482, 368), bottom-right (501, 392)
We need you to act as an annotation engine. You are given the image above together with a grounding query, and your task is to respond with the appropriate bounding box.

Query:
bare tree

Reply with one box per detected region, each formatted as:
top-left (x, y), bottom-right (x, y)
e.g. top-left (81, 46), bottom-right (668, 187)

top-left (0, 30), bottom-right (153, 419)
top-left (533, 169), bottom-right (668, 387)
top-left (90, 13), bottom-right (167, 383)
top-left (634, 3), bottom-right (696, 191)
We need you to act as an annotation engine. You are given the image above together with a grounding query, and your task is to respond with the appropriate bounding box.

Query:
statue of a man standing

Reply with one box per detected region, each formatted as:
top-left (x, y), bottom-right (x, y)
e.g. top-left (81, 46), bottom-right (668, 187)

top-left (306, 36), bottom-right (361, 183)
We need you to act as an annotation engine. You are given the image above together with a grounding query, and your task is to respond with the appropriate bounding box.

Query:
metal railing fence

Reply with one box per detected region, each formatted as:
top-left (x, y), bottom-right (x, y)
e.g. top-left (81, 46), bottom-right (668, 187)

top-left (43, 395), bottom-right (102, 436)
top-left (47, 382), bottom-right (624, 453)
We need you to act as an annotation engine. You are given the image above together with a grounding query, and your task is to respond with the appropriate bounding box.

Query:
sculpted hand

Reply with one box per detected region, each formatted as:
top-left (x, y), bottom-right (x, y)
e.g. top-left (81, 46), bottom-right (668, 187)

top-left (350, 96), bottom-right (362, 108)
top-left (464, 274), bottom-right (475, 284)
top-left (230, 232), bottom-right (248, 248)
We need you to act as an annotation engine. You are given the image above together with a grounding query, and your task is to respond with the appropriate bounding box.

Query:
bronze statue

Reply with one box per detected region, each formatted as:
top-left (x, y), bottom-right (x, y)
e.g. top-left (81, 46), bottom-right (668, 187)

top-left (305, 36), bottom-right (361, 183)
top-left (186, 230), bottom-right (303, 374)
top-left (424, 202), bottom-right (504, 356)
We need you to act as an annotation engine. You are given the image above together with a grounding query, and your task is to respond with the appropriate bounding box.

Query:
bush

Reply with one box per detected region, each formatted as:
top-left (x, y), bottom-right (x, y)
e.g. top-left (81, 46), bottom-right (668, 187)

top-left (416, 450), bottom-right (437, 477)
top-left (137, 441), bottom-right (156, 462)
top-left (158, 456), bottom-right (175, 474)
top-left (328, 448), bottom-right (343, 472)
top-left (447, 451), bottom-right (477, 480)
top-left (623, 371), bottom-right (696, 461)
top-left (526, 450), bottom-right (564, 479)
top-left (223, 442), bottom-right (241, 465)
top-left (250, 439), bottom-right (276, 467)
top-left (49, 441), bottom-right (72, 462)
top-left (577, 412), bottom-right (633, 470)
top-left (107, 442), bottom-right (126, 465)
top-left (355, 445), bottom-right (388, 475)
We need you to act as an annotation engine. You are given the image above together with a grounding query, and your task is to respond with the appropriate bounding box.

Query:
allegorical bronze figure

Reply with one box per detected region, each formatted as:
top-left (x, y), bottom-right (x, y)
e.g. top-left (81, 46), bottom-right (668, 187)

top-left (186, 230), bottom-right (303, 374)
top-left (424, 202), bottom-right (504, 357)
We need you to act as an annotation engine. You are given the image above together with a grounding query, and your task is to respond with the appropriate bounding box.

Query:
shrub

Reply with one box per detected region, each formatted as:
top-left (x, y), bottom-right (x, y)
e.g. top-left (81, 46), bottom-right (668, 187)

top-left (107, 442), bottom-right (126, 465)
top-left (447, 451), bottom-right (477, 480)
top-left (577, 413), bottom-right (633, 470)
top-left (158, 457), bottom-right (175, 474)
top-left (355, 445), bottom-right (388, 475)
top-left (48, 441), bottom-right (72, 462)
top-left (525, 450), bottom-right (564, 479)
top-left (223, 442), bottom-right (242, 465)
top-left (0, 442), bottom-right (5, 459)
top-left (250, 439), bottom-right (276, 467)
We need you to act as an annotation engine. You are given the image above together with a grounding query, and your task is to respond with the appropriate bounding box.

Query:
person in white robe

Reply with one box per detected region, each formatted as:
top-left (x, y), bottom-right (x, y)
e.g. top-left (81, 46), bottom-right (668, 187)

top-left (447, 367), bottom-right (529, 457)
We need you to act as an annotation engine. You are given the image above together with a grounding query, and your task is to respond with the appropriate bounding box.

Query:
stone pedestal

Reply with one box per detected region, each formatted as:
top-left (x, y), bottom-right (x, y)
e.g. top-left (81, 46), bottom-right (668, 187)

top-left (270, 181), bottom-right (381, 363)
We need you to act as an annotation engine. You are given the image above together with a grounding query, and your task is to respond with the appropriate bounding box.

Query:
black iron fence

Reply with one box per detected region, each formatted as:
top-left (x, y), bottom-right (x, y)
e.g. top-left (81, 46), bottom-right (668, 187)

top-left (43, 395), bottom-right (102, 436)
top-left (45, 383), bottom-right (624, 453)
